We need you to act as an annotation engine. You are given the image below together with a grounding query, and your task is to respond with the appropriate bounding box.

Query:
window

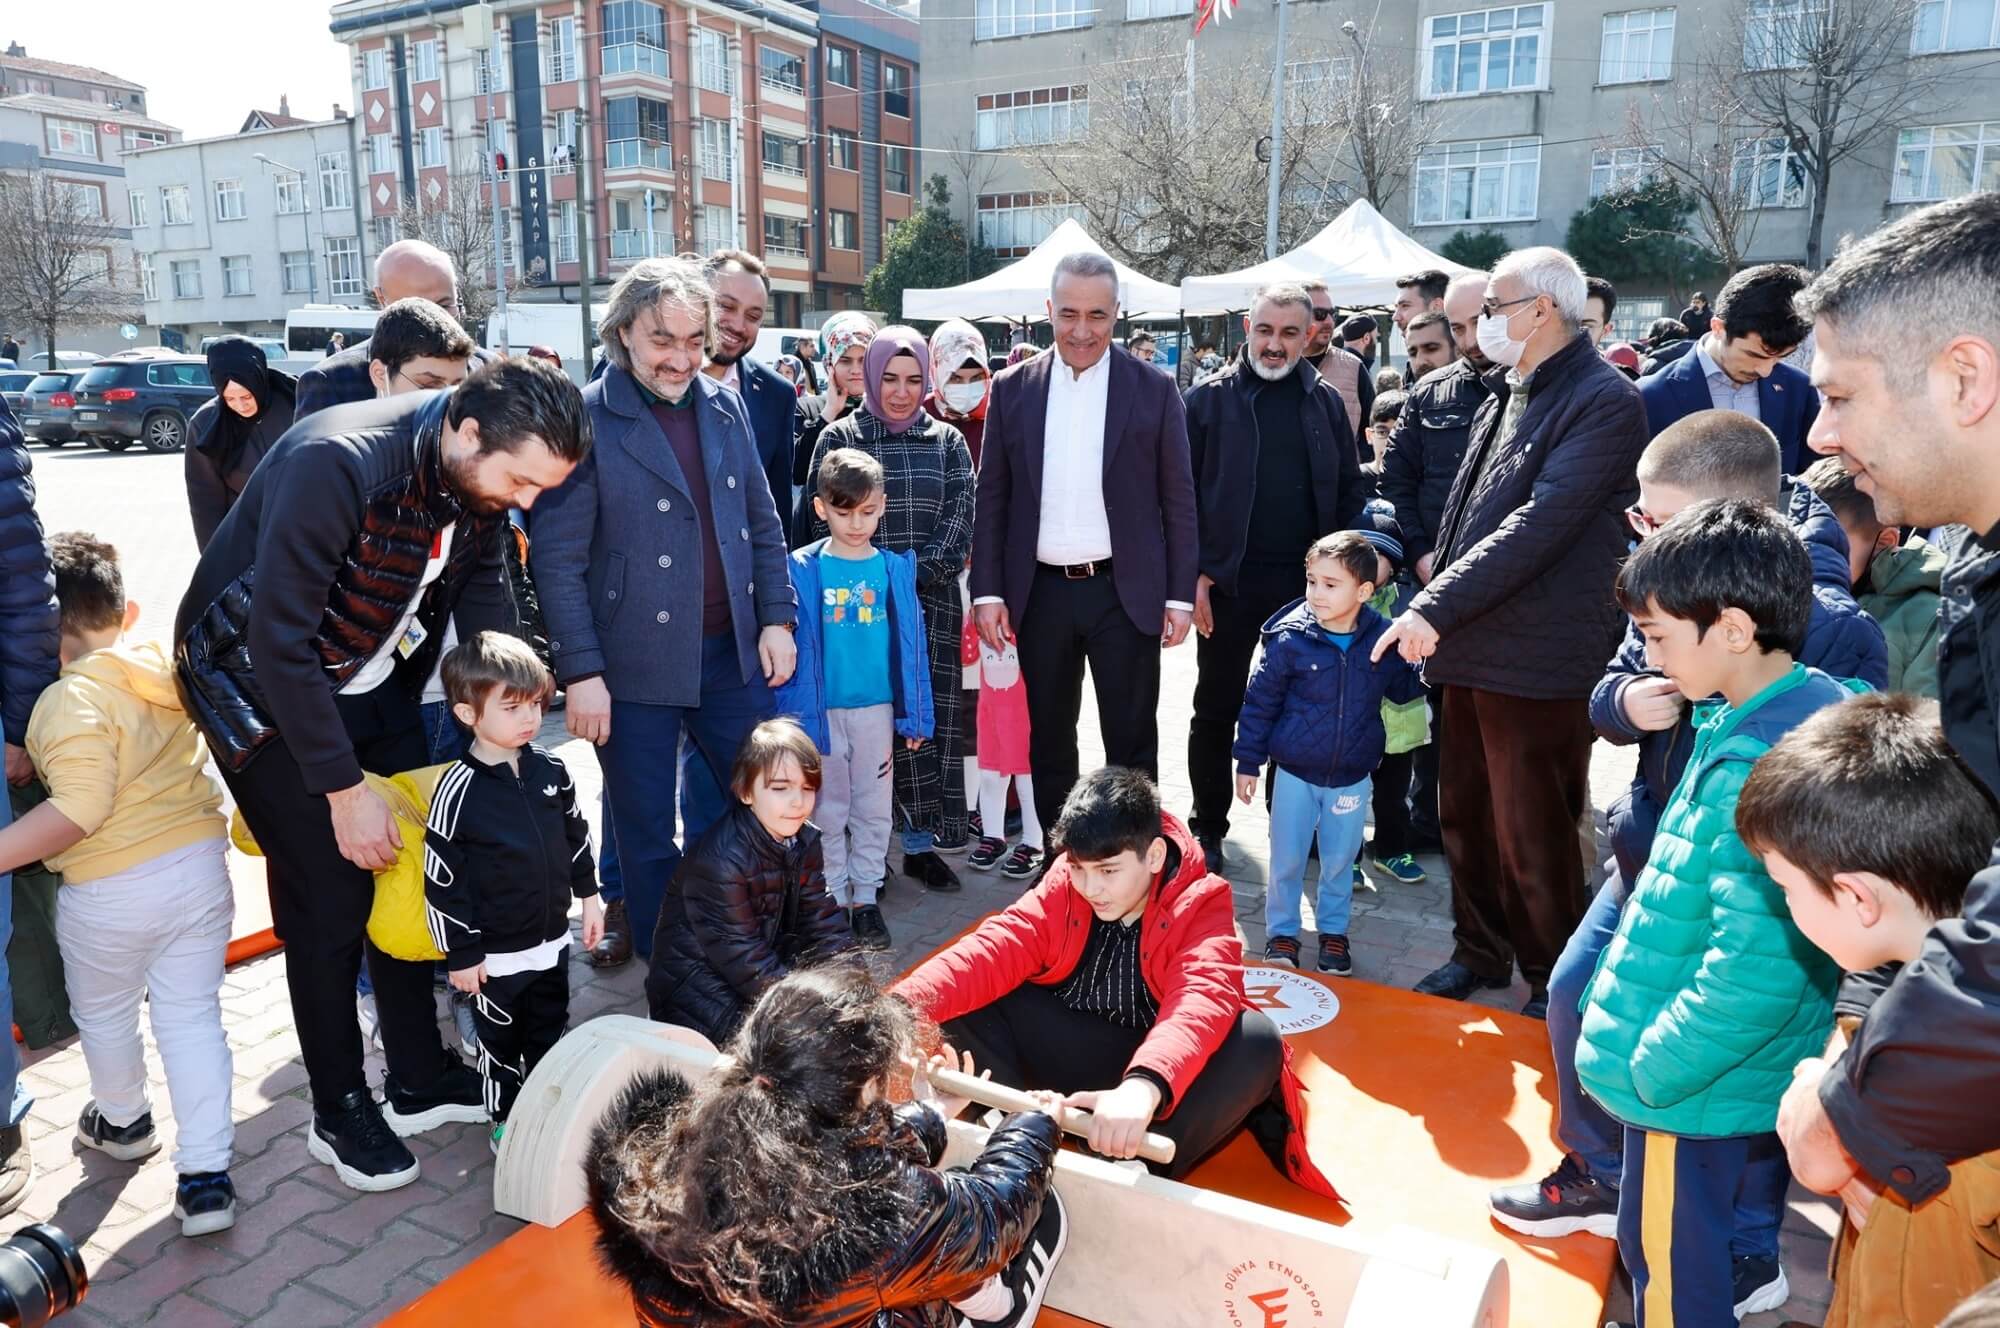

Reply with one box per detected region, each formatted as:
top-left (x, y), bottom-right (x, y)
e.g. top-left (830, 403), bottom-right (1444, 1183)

top-left (1892, 120), bottom-right (2000, 200)
top-left (76, 250), bottom-right (111, 286)
top-left (1128, 0), bottom-right (1194, 17)
top-left (275, 171), bottom-right (306, 213)
top-left (325, 236), bottom-right (363, 297)
top-left (127, 188), bottom-right (149, 227)
top-left (497, 207), bottom-right (515, 270)
top-left (413, 38), bottom-right (440, 82)
top-left (1745, 0), bottom-right (1827, 70)
top-left (696, 29), bottom-right (734, 94)
top-left (1423, 4), bottom-right (1549, 98)
top-left (1589, 145), bottom-right (1663, 197)
top-left (604, 95), bottom-right (671, 168)
top-left (1732, 136), bottom-right (1808, 207)
top-left (553, 109), bottom-right (578, 173)
top-left (418, 126), bottom-right (445, 169)
top-left (161, 184), bottom-right (191, 226)
top-left (1287, 59), bottom-right (1347, 123)
top-left (43, 116), bottom-right (97, 158)
top-left (213, 178), bottom-right (245, 221)
top-left (140, 257), bottom-right (156, 302)
top-left (50, 181), bottom-right (101, 219)
top-left (547, 16), bottom-right (578, 82)
top-left (170, 259), bottom-right (201, 299)
top-left (762, 131), bottom-right (807, 175)
top-left (602, 1), bottom-right (669, 77)
top-left (760, 47), bottom-right (805, 93)
top-left (556, 200), bottom-right (578, 263)
top-left (978, 0), bottom-right (1091, 38)
top-left (222, 255), bottom-right (253, 297)
top-left (282, 250), bottom-right (312, 294)
top-left (146, 362), bottom-right (209, 388)
top-left (827, 127), bottom-right (860, 171)
top-left (764, 214), bottom-right (807, 256)
top-left (1913, 0), bottom-right (2000, 51)
top-left (319, 152), bottom-right (351, 209)
top-left (884, 63), bottom-right (911, 117)
top-left (1600, 8), bottom-right (1676, 82)
top-left (695, 203), bottom-right (733, 253)
top-left (485, 118), bottom-right (508, 155)
top-left (370, 132), bottom-right (396, 175)
top-left (122, 128), bottom-right (167, 152)
top-left (885, 145), bottom-right (912, 194)
top-left (701, 117), bottom-right (735, 180)
top-left (828, 209), bottom-right (860, 250)
top-left (975, 86), bottom-right (1090, 149)
top-left (1412, 136), bottom-right (1542, 224)
top-left (371, 214), bottom-right (398, 252)
top-left (364, 48), bottom-right (389, 89)
top-left (976, 191), bottom-right (1081, 256)
top-left (476, 43), bottom-right (508, 94)
top-left (827, 45), bottom-right (857, 87)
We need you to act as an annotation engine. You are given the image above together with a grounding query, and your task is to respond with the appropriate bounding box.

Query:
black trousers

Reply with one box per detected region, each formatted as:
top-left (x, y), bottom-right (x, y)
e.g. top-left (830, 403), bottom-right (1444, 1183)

top-left (472, 963), bottom-right (570, 1123)
top-left (1409, 702), bottom-right (1443, 845)
top-left (942, 982), bottom-right (1282, 1180)
top-left (1017, 565), bottom-right (1163, 831)
top-left (1187, 563), bottom-right (1301, 841)
top-left (1368, 748), bottom-right (1416, 859)
top-left (221, 684), bottom-right (457, 1116)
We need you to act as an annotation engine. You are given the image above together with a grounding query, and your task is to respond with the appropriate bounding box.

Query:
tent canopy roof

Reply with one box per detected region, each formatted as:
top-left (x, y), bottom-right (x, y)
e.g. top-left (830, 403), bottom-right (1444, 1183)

top-left (901, 219), bottom-right (1181, 320)
top-left (1179, 200), bottom-right (1479, 313)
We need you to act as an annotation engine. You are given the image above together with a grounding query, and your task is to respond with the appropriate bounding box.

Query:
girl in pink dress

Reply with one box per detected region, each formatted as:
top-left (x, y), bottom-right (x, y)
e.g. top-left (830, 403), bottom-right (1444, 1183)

top-left (965, 635), bottom-right (1043, 879)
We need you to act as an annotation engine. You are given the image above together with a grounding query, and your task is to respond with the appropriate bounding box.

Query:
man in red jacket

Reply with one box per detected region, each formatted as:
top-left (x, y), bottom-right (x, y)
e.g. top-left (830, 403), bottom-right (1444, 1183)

top-left (895, 767), bottom-right (1283, 1178)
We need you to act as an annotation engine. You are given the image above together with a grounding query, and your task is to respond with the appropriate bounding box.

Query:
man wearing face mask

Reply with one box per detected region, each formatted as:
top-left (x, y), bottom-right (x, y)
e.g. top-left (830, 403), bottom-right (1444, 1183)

top-left (1373, 247), bottom-right (1648, 1016)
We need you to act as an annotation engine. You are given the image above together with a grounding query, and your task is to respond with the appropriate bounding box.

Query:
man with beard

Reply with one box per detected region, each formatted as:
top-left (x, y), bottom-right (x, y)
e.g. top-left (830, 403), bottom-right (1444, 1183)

top-left (174, 358), bottom-right (589, 1192)
top-left (1300, 279), bottom-right (1374, 440)
top-left (701, 249), bottom-right (800, 541)
top-left (1181, 284), bottom-right (1366, 867)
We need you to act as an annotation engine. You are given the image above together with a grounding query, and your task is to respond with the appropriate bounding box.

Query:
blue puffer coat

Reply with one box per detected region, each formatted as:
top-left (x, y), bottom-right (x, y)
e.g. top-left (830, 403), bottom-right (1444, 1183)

top-left (0, 401), bottom-right (58, 747)
top-left (775, 539), bottom-right (934, 753)
top-left (1233, 601), bottom-right (1426, 789)
top-left (1589, 478), bottom-right (1888, 883)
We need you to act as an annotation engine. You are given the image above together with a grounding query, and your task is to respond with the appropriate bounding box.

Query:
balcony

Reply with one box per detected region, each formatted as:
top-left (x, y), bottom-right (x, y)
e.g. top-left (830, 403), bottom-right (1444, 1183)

top-left (611, 228), bottom-right (676, 261)
top-left (699, 151), bottom-right (734, 183)
top-left (602, 43), bottom-right (670, 80)
top-left (605, 138), bottom-right (671, 171)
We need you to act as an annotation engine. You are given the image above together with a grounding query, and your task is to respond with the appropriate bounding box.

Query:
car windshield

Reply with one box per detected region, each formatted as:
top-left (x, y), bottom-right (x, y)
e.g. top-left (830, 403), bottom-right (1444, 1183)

top-left (76, 366), bottom-right (126, 390)
top-left (25, 375), bottom-right (71, 393)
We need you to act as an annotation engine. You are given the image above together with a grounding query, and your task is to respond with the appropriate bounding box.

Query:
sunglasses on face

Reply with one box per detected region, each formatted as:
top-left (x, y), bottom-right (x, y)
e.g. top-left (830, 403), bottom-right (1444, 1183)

top-left (1312, 306), bottom-right (1335, 321)
top-left (1481, 294), bottom-right (1538, 319)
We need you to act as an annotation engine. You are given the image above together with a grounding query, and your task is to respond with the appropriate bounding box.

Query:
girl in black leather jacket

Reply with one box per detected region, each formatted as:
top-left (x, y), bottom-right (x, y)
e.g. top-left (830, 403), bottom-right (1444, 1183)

top-left (590, 965), bottom-right (1068, 1328)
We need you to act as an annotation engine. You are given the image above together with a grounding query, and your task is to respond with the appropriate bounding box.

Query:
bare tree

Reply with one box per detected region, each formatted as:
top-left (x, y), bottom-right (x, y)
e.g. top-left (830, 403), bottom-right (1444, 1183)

top-left (1615, 90), bottom-right (1764, 276)
top-left (395, 173), bottom-right (519, 331)
top-left (1324, 24), bottom-right (1451, 216)
top-left (939, 133), bottom-right (1004, 282)
top-left (0, 173), bottom-right (137, 370)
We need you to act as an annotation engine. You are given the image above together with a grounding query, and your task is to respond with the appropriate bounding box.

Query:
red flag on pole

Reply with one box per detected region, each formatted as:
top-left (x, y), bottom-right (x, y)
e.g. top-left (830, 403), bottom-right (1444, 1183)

top-left (1193, 0), bottom-right (1236, 33)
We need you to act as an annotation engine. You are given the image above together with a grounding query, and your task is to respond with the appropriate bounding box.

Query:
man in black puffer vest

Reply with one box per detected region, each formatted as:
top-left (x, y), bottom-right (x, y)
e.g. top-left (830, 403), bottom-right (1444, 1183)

top-left (175, 358), bottom-right (590, 1194)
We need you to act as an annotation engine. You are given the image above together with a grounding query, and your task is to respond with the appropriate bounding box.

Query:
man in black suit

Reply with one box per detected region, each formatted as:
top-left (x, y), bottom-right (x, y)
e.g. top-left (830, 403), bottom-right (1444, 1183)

top-left (296, 240), bottom-right (466, 419)
top-left (972, 251), bottom-right (1199, 829)
top-left (700, 249), bottom-right (799, 541)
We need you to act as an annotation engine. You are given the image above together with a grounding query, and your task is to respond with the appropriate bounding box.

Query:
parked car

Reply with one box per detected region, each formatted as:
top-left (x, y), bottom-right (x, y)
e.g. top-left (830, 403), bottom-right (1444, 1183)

top-left (14, 372), bottom-right (85, 445)
top-left (71, 354), bottom-right (212, 452)
top-left (0, 371), bottom-right (36, 413)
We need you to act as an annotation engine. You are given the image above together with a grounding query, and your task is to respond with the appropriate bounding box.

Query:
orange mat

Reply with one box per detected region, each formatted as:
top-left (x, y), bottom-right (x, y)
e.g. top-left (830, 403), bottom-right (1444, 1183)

top-left (224, 846), bottom-right (280, 965)
top-left (388, 972), bottom-right (1614, 1327)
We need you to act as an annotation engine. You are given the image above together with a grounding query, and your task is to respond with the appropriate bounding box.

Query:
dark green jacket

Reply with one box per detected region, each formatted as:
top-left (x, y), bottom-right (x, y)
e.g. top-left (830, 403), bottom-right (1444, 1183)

top-left (1859, 538), bottom-right (1944, 699)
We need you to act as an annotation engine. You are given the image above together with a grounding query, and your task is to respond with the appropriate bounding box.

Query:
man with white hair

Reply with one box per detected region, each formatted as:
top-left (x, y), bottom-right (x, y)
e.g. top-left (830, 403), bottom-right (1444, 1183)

top-left (1181, 283), bottom-right (1367, 868)
top-left (295, 240), bottom-right (475, 418)
top-left (1374, 246), bottom-right (1649, 1015)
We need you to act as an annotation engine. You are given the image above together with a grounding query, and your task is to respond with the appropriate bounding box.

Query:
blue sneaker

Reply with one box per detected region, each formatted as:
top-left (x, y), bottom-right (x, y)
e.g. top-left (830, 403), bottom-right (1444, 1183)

top-left (1372, 853), bottom-right (1426, 884)
top-left (1350, 863), bottom-right (1376, 893)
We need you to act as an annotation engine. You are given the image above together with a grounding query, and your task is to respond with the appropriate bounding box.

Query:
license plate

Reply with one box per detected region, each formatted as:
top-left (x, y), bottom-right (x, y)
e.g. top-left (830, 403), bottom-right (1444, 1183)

top-left (76, 411), bottom-right (96, 421)
top-left (20, 417), bottom-right (37, 426)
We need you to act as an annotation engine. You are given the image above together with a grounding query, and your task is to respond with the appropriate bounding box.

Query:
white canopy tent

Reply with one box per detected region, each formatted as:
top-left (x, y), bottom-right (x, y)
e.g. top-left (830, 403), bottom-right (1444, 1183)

top-left (901, 218), bottom-right (1182, 320)
top-left (1179, 200), bottom-right (1479, 312)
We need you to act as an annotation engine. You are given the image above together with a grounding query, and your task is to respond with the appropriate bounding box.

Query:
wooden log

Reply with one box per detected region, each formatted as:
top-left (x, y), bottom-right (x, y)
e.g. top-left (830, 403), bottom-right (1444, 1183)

top-left (917, 1062), bottom-right (1177, 1165)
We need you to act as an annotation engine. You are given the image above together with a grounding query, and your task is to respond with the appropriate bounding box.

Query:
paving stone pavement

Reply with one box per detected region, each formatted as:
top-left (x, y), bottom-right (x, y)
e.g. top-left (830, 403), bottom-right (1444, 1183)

top-left (12, 449), bottom-right (1834, 1325)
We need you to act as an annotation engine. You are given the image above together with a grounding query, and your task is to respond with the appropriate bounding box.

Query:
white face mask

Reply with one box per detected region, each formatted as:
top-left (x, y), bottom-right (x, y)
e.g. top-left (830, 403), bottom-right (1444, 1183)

top-left (1476, 306), bottom-right (1532, 368)
top-left (940, 380), bottom-right (987, 413)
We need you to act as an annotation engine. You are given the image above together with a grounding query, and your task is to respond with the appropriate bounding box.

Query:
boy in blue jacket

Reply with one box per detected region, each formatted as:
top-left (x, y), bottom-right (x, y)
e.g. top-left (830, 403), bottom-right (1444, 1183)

top-left (1234, 532), bottom-right (1425, 975)
top-left (775, 449), bottom-right (933, 951)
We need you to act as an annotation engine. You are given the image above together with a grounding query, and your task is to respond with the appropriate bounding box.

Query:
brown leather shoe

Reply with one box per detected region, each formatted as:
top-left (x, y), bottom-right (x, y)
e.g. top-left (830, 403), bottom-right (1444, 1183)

top-left (588, 898), bottom-right (633, 967)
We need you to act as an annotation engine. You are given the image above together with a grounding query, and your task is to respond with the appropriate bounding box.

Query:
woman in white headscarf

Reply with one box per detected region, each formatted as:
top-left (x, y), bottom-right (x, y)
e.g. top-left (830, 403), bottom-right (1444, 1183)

top-left (923, 319), bottom-right (991, 467)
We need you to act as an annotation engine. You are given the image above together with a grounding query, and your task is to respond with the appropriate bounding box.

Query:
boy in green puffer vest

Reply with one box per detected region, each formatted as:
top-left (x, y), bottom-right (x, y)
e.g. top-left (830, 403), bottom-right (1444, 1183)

top-left (1574, 500), bottom-right (1850, 1327)
top-left (1802, 457), bottom-right (1943, 697)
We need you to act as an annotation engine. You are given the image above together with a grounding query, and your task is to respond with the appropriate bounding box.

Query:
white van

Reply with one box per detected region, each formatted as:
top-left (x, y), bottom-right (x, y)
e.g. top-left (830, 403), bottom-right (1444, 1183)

top-left (281, 306), bottom-right (379, 369)
top-left (750, 327), bottom-right (817, 368)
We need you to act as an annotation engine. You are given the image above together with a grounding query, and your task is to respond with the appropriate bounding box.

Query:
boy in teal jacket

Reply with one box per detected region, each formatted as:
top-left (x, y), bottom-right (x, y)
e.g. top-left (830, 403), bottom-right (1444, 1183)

top-left (1575, 499), bottom-right (1847, 1327)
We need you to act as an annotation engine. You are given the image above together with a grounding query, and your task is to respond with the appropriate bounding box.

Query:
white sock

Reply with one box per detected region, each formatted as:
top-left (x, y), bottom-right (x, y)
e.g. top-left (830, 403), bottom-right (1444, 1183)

top-left (964, 755), bottom-right (981, 804)
top-left (951, 1276), bottom-right (1014, 1321)
top-left (1015, 775), bottom-right (1044, 850)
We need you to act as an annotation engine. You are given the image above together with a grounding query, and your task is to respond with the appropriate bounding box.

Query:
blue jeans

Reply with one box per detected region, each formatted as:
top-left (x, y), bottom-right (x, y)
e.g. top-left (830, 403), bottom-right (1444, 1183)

top-left (1265, 769), bottom-right (1370, 939)
top-left (1549, 870), bottom-right (1787, 1259)
top-left (595, 786), bottom-right (622, 905)
top-left (598, 634), bottom-right (774, 960)
top-left (0, 794), bottom-right (28, 1129)
top-left (418, 699), bottom-right (471, 766)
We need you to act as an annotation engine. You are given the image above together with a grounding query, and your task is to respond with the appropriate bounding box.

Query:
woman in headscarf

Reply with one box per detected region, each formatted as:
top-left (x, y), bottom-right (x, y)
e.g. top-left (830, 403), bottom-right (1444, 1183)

top-left (923, 319), bottom-right (991, 467)
top-left (801, 326), bottom-right (975, 893)
top-left (185, 335), bottom-right (297, 551)
top-left (1004, 342), bottom-right (1037, 369)
top-left (775, 354), bottom-right (806, 396)
top-left (793, 312), bottom-right (876, 487)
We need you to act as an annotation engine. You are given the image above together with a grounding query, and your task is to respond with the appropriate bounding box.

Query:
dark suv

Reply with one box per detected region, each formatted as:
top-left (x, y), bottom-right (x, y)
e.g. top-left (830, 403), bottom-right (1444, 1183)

top-left (15, 371), bottom-right (85, 445)
top-left (72, 355), bottom-right (212, 452)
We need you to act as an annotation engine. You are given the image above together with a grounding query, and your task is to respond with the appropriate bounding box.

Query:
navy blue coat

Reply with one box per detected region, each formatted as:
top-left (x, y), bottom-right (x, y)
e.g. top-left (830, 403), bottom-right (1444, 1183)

top-left (729, 357), bottom-right (802, 544)
top-left (1638, 344), bottom-right (1820, 475)
top-left (1233, 601), bottom-right (1426, 790)
top-left (0, 401), bottom-right (57, 747)
top-left (775, 539), bottom-right (934, 752)
top-left (1589, 478), bottom-right (1887, 883)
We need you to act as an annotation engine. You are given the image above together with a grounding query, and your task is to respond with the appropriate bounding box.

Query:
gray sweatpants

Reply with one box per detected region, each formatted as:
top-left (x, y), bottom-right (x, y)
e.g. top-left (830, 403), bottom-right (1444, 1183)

top-left (820, 704), bottom-right (895, 907)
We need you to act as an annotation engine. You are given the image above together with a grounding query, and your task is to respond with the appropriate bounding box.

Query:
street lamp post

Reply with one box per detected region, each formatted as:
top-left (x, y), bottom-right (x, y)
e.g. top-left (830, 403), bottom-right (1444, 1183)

top-left (253, 152), bottom-right (318, 305)
top-left (1264, 0), bottom-right (1289, 260)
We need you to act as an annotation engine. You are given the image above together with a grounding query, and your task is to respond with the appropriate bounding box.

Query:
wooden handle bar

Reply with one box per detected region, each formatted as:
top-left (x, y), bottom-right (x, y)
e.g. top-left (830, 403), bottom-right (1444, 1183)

top-left (921, 1063), bottom-right (1178, 1165)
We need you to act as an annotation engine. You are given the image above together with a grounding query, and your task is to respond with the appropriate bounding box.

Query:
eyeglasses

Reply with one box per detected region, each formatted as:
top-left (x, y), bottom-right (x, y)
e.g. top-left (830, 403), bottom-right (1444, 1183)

top-left (1312, 306), bottom-right (1335, 321)
top-left (1625, 503), bottom-right (1668, 538)
top-left (1480, 294), bottom-right (1539, 319)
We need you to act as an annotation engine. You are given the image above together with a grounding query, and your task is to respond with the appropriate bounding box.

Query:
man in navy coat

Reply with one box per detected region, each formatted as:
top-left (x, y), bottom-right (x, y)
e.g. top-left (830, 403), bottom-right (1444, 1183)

top-left (1639, 264), bottom-right (1819, 471)
top-left (702, 250), bottom-right (800, 541)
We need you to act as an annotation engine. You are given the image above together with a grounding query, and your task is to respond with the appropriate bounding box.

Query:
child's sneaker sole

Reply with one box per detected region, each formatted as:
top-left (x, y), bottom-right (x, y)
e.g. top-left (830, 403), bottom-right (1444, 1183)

top-left (381, 1100), bottom-right (490, 1138)
top-left (306, 1127), bottom-right (421, 1193)
top-left (175, 1196), bottom-right (237, 1237)
top-left (76, 1121), bottom-right (160, 1162)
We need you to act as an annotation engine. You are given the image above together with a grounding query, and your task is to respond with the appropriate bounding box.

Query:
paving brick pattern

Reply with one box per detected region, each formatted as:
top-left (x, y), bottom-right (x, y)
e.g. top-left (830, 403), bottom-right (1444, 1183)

top-left (13, 450), bottom-right (1833, 1325)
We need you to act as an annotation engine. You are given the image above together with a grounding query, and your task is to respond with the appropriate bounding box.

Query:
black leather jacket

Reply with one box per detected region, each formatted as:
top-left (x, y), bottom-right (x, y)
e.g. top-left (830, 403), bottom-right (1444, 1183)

top-left (1378, 357), bottom-right (1491, 564)
top-left (174, 392), bottom-right (515, 793)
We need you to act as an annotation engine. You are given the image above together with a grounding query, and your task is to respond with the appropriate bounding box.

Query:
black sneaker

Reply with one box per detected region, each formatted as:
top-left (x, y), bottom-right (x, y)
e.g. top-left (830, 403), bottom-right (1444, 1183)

top-left (0, 1124), bottom-right (33, 1217)
top-left (1264, 935), bottom-right (1301, 968)
top-left (960, 1187), bottom-right (1069, 1328)
top-left (967, 837), bottom-right (1010, 871)
top-left (1413, 960), bottom-right (1511, 1001)
top-left (1196, 833), bottom-right (1225, 872)
top-left (1488, 1153), bottom-right (1618, 1239)
top-left (1316, 934), bottom-right (1352, 975)
top-left (905, 849), bottom-right (963, 893)
top-left (382, 1060), bottom-right (489, 1137)
top-left (1732, 1254), bottom-right (1789, 1317)
top-left (968, 809), bottom-right (984, 840)
top-left (77, 1103), bottom-right (161, 1161)
top-left (850, 905), bottom-right (893, 950)
top-left (308, 1090), bottom-right (421, 1192)
top-left (1521, 988), bottom-right (1550, 1020)
top-left (1000, 843), bottom-right (1045, 880)
top-left (175, 1170), bottom-right (237, 1236)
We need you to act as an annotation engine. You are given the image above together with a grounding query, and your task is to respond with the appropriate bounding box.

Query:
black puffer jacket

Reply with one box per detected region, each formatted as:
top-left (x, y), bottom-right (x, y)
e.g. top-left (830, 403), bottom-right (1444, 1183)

top-left (589, 1070), bottom-right (1060, 1328)
top-left (1379, 357), bottom-right (1491, 564)
top-left (174, 392), bottom-right (515, 792)
top-left (1411, 333), bottom-right (1649, 700)
top-left (0, 401), bottom-right (58, 748)
top-left (645, 804), bottom-right (854, 1043)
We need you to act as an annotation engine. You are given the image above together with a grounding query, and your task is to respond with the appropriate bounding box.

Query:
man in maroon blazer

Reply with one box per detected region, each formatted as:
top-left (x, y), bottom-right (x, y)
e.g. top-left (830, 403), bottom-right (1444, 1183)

top-left (972, 252), bottom-right (1199, 832)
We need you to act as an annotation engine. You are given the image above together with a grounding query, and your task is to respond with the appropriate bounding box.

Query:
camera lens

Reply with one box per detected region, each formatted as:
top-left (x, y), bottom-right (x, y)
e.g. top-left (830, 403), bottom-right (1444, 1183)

top-left (0, 1224), bottom-right (87, 1327)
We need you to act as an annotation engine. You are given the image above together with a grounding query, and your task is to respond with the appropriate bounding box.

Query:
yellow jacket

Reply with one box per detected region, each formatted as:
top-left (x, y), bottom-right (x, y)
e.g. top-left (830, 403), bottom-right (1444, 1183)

top-left (25, 641), bottom-right (225, 883)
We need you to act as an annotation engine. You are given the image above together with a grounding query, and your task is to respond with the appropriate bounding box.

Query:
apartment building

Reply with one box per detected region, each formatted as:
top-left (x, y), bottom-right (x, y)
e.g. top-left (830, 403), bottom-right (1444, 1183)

top-left (809, 0), bottom-right (920, 311)
top-left (919, 0), bottom-right (2000, 327)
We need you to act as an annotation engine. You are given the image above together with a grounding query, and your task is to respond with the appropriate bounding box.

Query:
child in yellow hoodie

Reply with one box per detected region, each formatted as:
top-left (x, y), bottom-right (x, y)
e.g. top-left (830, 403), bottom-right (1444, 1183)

top-left (0, 533), bottom-right (236, 1237)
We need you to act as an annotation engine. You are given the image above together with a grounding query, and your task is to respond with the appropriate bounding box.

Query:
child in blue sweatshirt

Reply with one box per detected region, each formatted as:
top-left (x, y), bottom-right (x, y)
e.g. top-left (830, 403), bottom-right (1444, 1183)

top-left (1234, 532), bottom-right (1426, 975)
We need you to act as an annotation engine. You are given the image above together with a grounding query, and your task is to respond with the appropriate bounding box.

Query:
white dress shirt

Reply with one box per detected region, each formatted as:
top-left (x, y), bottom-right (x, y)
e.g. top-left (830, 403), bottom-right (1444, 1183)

top-left (1694, 335), bottom-right (1762, 422)
top-left (1036, 350), bottom-right (1115, 565)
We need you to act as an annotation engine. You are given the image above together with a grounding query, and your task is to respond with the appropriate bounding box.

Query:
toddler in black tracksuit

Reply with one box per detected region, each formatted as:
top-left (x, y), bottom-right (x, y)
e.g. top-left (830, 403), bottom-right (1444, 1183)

top-left (424, 632), bottom-right (604, 1144)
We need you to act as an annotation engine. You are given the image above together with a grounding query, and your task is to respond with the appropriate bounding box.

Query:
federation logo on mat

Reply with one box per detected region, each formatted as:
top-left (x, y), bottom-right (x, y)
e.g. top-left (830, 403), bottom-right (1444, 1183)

top-left (1241, 966), bottom-right (1340, 1034)
top-left (1220, 1258), bottom-right (1327, 1326)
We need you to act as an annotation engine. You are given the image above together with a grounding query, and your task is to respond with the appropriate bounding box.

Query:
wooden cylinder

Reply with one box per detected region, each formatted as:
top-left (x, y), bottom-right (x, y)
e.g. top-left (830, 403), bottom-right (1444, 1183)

top-left (920, 1063), bottom-right (1178, 1165)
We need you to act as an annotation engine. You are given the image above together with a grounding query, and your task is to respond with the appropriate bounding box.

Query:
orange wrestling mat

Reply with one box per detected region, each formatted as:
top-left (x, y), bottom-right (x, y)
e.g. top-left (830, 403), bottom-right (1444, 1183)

top-left (387, 971), bottom-right (1614, 1327)
top-left (223, 848), bottom-right (279, 965)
